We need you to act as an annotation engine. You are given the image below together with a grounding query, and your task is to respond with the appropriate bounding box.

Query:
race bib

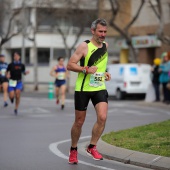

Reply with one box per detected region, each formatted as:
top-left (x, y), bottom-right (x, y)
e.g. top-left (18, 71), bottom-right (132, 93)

top-left (1, 69), bottom-right (6, 76)
top-left (89, 72), bottom-right (104, 87)
top-left (57, 72), bottom-right (65, 80)
top-left (9, 79), bottom-right (17, 87)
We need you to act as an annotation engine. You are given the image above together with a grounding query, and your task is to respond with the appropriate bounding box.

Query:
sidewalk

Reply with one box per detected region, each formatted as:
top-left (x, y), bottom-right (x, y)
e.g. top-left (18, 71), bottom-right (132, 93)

top-left (96, 139), bottom-right (170, 170)
top-left (137, 101), bottom-right (170, 110)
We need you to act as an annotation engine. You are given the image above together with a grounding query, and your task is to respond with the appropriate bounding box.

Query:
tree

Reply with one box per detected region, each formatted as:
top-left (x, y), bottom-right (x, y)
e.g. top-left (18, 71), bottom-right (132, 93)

top-left (0, 0), bottom-right (22, 52)
top-left (36, 0), bottom-right (97, 58)
top-left (149, 0), bottom-right (170, 45)
top-left (108, 0), bottom-right (145, 62)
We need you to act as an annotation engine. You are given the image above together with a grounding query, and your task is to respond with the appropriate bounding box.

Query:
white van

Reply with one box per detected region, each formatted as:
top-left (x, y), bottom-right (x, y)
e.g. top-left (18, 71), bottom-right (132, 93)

top-left (106, 64), bottom-right (151, 99)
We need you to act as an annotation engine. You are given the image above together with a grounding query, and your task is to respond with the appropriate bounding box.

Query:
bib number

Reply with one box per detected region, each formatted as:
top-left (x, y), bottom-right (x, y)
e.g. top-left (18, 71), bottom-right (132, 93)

top-left (1, 69), bottom-right (6, 76)
top-left (9, 79), bottom-right (17, 87)
top-left (57, 72), bottom-right (65, 80)
top-left (89, 72), bottom-right (104, 87)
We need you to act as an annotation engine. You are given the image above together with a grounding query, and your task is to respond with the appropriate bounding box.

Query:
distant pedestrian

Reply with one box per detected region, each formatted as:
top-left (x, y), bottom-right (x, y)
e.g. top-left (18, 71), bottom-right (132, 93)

top-left (6, 53), bottom-right (30, 115)
top-left (159, 52), bottom-right (170, 104)
top-left (50, 57), bottom-right (68, 110)
top-left (0, 54), bottom-right (9, 107)
top-left (151, 58), bottom-right (161, 102)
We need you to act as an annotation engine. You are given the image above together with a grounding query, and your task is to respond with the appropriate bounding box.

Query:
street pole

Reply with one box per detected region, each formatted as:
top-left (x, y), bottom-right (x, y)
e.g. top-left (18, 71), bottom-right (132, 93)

top-left (21, 2), bottom-right (26, 89)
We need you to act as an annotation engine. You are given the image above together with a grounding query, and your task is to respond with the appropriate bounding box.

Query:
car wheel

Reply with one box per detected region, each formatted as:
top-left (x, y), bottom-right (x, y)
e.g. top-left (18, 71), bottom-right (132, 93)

top-left (116, 89), bottom-right (123, 100)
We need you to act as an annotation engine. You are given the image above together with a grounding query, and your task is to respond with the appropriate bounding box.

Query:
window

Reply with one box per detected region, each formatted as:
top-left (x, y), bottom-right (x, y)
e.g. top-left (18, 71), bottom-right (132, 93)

top-left (53, 48), bottom-right (66, 60)
top-left (37, 48), bottom-right (50, 64)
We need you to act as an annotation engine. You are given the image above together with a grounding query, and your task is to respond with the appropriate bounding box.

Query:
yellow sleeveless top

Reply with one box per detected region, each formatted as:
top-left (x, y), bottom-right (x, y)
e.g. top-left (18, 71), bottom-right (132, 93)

top-left (75, 40), bottom-right (108, 92)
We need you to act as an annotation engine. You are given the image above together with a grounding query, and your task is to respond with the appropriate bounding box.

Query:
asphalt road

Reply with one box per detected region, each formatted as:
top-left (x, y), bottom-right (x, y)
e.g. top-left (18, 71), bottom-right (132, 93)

top-left (0, 92), bottom-right (169, 170)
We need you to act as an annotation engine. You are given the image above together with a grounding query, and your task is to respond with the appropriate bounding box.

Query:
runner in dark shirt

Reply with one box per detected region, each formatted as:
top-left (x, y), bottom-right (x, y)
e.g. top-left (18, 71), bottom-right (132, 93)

top-left (0, 54), bottom-right (9, 107)
top-left (7, 53), bottom-right (29, 115)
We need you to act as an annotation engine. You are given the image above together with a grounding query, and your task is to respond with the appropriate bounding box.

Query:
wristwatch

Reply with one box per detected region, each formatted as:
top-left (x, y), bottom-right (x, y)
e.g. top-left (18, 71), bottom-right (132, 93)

top-left (82, 66), bottom-right (89, 74)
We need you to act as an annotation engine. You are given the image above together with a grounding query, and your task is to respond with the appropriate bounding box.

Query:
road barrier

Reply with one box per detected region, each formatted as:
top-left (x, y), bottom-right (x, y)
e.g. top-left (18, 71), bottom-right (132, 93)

top-left (48, 82), bottom-right (54, 100)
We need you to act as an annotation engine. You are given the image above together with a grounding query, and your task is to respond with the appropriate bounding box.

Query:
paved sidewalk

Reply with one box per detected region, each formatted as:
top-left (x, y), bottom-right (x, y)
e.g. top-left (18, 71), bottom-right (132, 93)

top-left (137, 101), bottom-right (170, 111)
top-left (97, 139), bottom-right (170, 170)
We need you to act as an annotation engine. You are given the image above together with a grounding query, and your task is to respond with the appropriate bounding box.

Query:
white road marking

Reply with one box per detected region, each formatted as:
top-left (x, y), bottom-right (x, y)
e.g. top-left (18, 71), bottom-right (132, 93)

top-left (108, 109), bottom-right (118, 113)
top-left (148, 156), bottom-right (162, 164)
top-left (49, 136), bottom-right (116, 170)
top-left (20, 107), bottom-right (50, 113)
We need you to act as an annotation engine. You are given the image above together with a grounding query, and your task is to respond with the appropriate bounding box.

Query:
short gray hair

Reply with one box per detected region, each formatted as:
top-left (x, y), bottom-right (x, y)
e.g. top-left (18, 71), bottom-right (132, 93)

top-left (91, 18), bottom-right (107, 30)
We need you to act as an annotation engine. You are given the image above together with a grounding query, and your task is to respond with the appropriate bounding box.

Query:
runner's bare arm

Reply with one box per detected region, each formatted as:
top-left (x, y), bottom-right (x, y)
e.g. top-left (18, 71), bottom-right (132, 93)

top-left (6, 71), bottom-right (10, 79)
top-left (24, 71), bottom-right (30, 75)
top-left (67, 42), bottom-right (88, 72)
top-left (50, 66), bottom-right (57, 78)
top-left (104, 42), bottom-right (111, 81)
top-left (65, 70), bottom-right (70, 79)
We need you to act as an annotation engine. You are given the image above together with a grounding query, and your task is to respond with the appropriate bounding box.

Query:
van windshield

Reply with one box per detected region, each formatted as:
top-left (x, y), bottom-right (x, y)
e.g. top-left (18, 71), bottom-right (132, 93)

top-left (129, 67), bottom-right (138, 75)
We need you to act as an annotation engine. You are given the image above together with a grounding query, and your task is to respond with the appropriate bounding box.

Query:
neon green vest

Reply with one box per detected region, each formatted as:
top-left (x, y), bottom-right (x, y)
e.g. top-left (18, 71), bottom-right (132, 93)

top-left (75, 40), bottom-right (108, 92)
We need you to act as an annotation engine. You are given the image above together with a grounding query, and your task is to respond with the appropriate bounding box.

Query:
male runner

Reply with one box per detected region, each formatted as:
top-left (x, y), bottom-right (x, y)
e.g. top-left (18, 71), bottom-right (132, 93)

top-left (0, 54), bottom-right (8, 107)
top-left (6, 53), bottom-right (29, 115)
top-left (67, 18), bottom-right (111, 164)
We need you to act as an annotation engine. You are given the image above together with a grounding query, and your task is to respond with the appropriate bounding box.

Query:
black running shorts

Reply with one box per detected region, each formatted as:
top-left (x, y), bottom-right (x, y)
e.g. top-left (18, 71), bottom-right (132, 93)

top-left (74, 90), bottom-right (108, 111)
top-left (0, 77), bottom-right (8, 85)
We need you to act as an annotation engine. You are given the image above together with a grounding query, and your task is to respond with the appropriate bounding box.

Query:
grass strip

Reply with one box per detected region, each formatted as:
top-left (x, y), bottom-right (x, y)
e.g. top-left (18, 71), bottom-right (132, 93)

top-left (102, 119), bottom-right (170, 157)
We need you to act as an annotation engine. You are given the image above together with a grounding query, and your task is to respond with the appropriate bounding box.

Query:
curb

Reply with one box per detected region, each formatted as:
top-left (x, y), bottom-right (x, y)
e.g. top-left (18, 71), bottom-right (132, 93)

top-left (97, 139), bottom-right (170, 170)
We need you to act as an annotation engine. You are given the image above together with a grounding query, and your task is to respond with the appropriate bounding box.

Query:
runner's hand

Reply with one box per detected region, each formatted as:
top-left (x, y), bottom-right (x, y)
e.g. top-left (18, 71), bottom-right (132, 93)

top-left (25, 70), bottom-right (30, 75)
top-left (105, 72), bottom-right (111, 81)
top-left (88, 66), bottom-right (98, 74)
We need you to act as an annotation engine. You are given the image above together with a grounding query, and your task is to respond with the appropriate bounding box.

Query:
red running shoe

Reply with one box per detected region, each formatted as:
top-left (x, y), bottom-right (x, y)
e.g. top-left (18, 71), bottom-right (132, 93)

top-left (56, 99), bottom-right (59, 104)
top-left (86, 146), bottom-right (103, 160)
top-left (68, 150), bottom-right (78, 164)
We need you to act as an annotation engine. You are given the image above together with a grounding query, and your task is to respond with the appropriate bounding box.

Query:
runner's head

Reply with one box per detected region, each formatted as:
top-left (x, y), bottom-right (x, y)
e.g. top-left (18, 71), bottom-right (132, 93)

top-left (91, 18), bottom-right (107, 44)
top-left (58, 56), bottom-right (65, 66)
top-left (14, 52), bottom-right (20, 62)
top-left (0, 54), bottom-right (5, 62)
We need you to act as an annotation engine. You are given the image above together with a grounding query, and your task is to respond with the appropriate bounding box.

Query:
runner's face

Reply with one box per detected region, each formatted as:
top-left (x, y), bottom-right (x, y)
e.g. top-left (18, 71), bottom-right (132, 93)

top-left (58, 58), bottom-right (64, 65)
top-left (0, 57), bottom-right (5, 62)
top-left (92, 24), bottom-right (107, 44)
top-left (14, 53), bottom-right (20, 61)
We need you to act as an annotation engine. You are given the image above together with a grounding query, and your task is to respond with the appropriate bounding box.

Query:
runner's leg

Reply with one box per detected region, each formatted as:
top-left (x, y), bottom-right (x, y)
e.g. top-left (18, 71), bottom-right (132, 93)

top-left (2, 82), bottom-right (8, 102)
top-left (60, 84), bottom-right (66, 109)
top-left (9, 90), bottom-right (15, 103)
top-left (15, 89), bottom-right (21, 110)
top-left (2, 82), bottom-right (8, 107)
top-left (71, 110), bottom-right (86, 148)
top-left (90, 102), bottom-right (108, 145)
top-left (55, 86), bottom-right (60, 104)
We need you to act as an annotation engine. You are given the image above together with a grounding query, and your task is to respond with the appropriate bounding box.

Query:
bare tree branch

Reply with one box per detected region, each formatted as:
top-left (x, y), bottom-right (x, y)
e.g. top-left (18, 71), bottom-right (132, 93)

top-left (70, 26), bottom-right (84, 51)
top-left (150, 0), bottom-right (170, 45)
top-left (109, 0), bottom-right (119, 21)
top-left (0, 5), bottom-right (22, 49)
top-left (124, 0), bottom-right (145, 33)
top-left (109, 0), bottom-right (145, 62)
top-left (156, 0), bottom-right (164, 37)
top-left (148, 0), bottom-right (160, 19)
top-left (0, 32), bottom-right (20, 46)
top-left (5, 9), bottom-right (21, 40)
